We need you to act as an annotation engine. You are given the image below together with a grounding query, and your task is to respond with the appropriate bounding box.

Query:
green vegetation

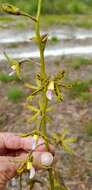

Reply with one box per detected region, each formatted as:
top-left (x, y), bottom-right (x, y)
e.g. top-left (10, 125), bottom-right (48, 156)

top-left (79, 92), bottom-right (92, 102)
top-left (0, 72), bottom-right (18, 82)
top-left (69, 80), bottom-right (92, 102)
top-left (7, 87), bottom-right (25, 102)
top-left (50, 36), bottom-right (59, 43)
top-left (0, 0), bottom-right (92, 15)
top-left (41, 15), bottom-right (92, 28)
top-left (1, 14), bottom-right (92, 29)
top-left (57, 57), bottom-right (92, 70)
top-left (1, 1), bottom-right (92, 28)
top-left (69, 57), bottom-right (92, 69)
top-left (85, 121), bottom-right (92, 136)
top-left (0, 16), bottom-right (15, 22)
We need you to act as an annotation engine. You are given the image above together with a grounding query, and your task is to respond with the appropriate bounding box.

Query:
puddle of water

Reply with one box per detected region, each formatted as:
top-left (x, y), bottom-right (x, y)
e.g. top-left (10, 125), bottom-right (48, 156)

top-left (1, 28), bottom-right (92, 44)
top-left (1, 45), bottom-right (92, 61)
top-left (1, 27), bottom-right (92, 61)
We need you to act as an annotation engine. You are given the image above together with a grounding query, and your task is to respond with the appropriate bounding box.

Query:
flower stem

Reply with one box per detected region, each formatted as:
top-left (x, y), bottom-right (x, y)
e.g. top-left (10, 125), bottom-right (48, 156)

top-left (19, 175), bottom-right (22, 190)
top-left (48, 168), bottom-right (55, 190)
top-left (36, 1), bottom-right (54, 189)
top-left (36, 0), bottom-right (46, 78)
top-left (36, 0), bottom-right (47, 135)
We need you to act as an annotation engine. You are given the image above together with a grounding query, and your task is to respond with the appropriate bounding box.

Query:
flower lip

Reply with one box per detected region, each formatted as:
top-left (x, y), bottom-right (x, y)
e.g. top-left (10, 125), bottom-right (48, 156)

top-left (9, 70), bottom-right (16, 76)
top-left (46, 90), bottom-right (53, 100)
top-left (29, 166), bottom-right (35, 179)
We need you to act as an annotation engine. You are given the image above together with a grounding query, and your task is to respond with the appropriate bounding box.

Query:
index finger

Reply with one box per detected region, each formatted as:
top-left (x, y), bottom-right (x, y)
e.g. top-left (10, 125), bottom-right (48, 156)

top-left (0, 133), bottom-right (44, 152)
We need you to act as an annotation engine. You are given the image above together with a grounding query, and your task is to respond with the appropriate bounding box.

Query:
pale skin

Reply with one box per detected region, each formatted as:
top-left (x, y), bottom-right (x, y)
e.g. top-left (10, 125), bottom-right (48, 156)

top-left (0, 133), bottom-right (54, 190)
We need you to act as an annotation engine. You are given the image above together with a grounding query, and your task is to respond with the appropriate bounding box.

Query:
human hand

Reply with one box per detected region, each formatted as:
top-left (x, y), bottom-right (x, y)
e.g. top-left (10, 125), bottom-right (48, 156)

top-left (0, 133), bottom-right (54, 190)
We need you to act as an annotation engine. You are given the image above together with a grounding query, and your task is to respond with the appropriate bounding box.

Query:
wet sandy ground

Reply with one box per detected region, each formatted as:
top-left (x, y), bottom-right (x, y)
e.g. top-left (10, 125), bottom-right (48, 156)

top-left (1, 23), bottom-right (92, 60)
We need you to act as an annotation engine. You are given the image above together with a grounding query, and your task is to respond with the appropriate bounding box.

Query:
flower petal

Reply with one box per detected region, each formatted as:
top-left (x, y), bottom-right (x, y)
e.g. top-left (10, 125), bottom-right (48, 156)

top-left (29, 166), bottom-right (35, 179)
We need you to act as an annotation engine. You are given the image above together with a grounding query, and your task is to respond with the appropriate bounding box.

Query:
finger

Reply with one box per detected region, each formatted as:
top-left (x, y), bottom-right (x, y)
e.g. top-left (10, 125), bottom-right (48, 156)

top-left (0, 133), bottom-right (44, 151)
top-left (0, 151), bottom-right (54, 188)
top-left (0, 154), bottom-right (27, 187)
top-left (21, 136), bottom-right (54, 154)
top-left (20, 136), bottom-right (44, 151)
top-left (0, 133), bottom-right (23, 151)
top-left (35, 144), bottom-right (54, 155)
top-left (5, 149), bottom-right (27, 157)
top-left (0, 133), bottom-right (54, 155)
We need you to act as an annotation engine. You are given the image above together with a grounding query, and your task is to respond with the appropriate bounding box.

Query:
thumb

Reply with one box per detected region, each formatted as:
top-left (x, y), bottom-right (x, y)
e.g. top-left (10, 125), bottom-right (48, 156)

top-left (32, 151), bottom-right (54, 169)
top-left (0, 152), bottom-right (54, 189)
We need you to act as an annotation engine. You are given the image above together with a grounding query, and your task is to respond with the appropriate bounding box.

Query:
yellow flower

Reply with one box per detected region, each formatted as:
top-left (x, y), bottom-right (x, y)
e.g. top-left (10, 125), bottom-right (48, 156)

top-left (4, 52), bottom-right (21, 79)
top-left (27, 161), bottom-right (35, 179)
top-left (27, 161), bottom-right (32, 170)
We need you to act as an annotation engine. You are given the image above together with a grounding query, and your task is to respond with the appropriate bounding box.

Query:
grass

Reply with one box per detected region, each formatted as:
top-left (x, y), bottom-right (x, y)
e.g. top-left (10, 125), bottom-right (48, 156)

top-left (69, 58), bottom-right (92, 69)
top-left (59, 57), bottom-right (92, 70)
top-left (69, 80), bottom-right (92, 102)
top-left (85, 121), bottom-right (92, 136)
top-left (41, 15), bottom-right (92, 29)
top-left (79, 92), bottom-right (92, 102)
top-left (50, 36), bottom-right (59, 43)
top-left (1, 14), bottom-right (92, 29)
top-left (0, 16), bottom-right (15, 22)
top-left (0, 72), bottom-right (18, 82)
top-left (0, 0), bottom-right (92, 15)
top-left (1, 0), bottom-right (92, 29)
top-left (7, 87), bottom-right (25, 102)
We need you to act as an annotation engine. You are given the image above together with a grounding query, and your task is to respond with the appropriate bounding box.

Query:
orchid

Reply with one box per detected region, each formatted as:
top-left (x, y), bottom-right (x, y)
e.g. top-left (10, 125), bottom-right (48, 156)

top-left (1, 1), bottom-right (75, 190)
top-left (4, 52), bottom-right (21, 79)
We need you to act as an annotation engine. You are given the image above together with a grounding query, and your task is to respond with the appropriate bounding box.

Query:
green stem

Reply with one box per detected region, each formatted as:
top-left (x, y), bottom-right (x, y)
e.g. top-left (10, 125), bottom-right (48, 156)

top-left (48, 168), bottom-right (55, 190)
top-left (36, 0), bottom-right (46, 78)
top-left (36, 1), bottom-right (54, 189)
top-left (36, 0), bottom-right (47, 135)
top-left (19, 175), bottom-right (22, 190)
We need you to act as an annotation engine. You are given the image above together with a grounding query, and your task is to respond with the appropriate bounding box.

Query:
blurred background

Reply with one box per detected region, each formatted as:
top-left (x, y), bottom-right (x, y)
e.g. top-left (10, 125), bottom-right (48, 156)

top-left (1, 0), bottom-right (92, 14)
top-left (0, 0), bottom-right (92, 190)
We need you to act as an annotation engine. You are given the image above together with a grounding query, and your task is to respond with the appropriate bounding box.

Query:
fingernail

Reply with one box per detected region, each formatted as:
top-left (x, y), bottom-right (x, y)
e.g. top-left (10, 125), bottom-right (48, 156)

top-left (41, 152), bottom-right (53, 166)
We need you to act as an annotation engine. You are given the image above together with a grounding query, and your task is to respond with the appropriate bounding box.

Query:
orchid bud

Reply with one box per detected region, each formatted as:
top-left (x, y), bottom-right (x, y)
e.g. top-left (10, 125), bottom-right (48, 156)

top-left (1, 4), bottom-right (20, 15)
